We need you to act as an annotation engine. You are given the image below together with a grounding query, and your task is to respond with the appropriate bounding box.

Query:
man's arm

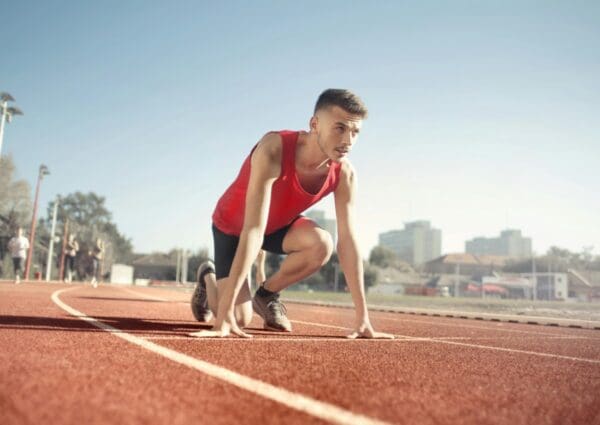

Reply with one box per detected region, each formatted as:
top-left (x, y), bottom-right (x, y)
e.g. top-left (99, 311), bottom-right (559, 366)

top-left (200, 133), bottom-right (282, 338)
top-left (334, 162), bottom-right (393, 339)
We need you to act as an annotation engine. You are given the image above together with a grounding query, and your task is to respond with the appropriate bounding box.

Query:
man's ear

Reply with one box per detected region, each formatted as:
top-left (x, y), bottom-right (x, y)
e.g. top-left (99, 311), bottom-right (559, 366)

top-left (309, 115), bottom-right (318, 132)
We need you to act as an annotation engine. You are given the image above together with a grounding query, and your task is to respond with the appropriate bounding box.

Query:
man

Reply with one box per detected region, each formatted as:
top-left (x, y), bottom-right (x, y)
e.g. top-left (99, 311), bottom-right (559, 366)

top-left (8, 228), bottom-right (29, 284)
top-left (90, 238), bottom-right (104, 288)
top-left (191, 89), bottom-right (392, 339)
top-left (64, 234), bottom-right (79, 283)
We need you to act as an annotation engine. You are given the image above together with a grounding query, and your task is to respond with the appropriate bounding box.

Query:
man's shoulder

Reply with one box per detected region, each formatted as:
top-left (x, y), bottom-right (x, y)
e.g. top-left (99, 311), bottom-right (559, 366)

top-left (253, 132), bottom-right (284, 164)
top-left (258, 131), bottom-right (283, 150)
top-left (338, 159), bottom-right (356, 177)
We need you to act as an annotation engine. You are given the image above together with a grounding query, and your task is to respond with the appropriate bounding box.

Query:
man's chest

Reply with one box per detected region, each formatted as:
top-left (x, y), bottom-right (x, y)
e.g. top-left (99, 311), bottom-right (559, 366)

top-left (295, 168), bottom-right (329, 195)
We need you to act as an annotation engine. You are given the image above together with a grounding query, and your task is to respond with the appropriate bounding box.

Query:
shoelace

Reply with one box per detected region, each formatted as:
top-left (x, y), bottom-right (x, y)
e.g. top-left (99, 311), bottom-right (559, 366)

top-left (266, 299), bottom-right (287, 317)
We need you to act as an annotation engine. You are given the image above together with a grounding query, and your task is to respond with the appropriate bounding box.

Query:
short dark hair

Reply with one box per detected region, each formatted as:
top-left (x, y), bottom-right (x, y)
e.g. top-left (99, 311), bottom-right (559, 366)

top-left (314, 89), bottom-right (368, 118)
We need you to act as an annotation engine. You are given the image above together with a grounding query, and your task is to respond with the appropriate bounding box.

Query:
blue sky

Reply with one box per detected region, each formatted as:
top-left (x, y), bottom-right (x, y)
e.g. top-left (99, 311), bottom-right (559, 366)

top-left (2, 1), bottom-right (599, 258)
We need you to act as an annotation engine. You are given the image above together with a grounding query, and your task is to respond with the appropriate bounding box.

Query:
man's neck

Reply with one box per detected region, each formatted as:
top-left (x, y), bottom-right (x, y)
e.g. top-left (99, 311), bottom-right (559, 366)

top-left (297, 131), bottom-right (330, 171)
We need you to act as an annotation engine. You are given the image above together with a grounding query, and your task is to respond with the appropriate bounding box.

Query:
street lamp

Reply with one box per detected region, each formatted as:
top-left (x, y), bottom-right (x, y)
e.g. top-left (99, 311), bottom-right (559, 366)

top-left (0, 92), bottom-right (24, 157)
top-left (24, 164), bottom-right (50, 280)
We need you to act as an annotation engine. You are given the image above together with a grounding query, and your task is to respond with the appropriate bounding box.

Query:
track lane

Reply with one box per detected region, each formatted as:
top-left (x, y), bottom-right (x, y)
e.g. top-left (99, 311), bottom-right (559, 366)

top-left (0, 283), bottom-right (333, 425)
top-left (3, 282), bottom-right (600, 425)
top-left (70, 285), bottom-right (600, 424)
top-left (53, 286), bottom-right (391, 425)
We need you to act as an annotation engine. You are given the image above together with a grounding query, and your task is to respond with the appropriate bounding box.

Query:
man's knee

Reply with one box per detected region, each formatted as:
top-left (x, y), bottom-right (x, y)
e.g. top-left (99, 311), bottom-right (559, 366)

top-left (235, 303), bottom-right (253, 328)
top-left (310, 229), bottom-right (333, 268)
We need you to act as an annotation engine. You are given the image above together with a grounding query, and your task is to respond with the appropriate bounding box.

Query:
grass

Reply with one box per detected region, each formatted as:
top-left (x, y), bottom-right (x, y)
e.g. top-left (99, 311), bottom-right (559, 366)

top-left (281, 289), bottom-right (600, 321)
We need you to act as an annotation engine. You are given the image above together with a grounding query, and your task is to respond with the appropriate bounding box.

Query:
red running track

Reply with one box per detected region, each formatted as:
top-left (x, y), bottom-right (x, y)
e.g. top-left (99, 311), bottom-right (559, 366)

top-left (1, 281), bottom-right (599, 425)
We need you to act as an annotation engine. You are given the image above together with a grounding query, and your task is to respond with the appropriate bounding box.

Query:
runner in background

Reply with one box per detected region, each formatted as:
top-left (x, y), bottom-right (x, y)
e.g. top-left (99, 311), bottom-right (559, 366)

top-left (64, 234), bottom-right (79, 283)
top-left (90, 238), bottom-right (104, 288)
top-left (7, 227), bottom-right (29, 284)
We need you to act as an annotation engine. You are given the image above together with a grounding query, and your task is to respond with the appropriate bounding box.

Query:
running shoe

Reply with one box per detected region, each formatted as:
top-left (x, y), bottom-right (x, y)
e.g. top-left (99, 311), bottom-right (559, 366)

top-left (191, 261), bottom-right (214, 322)
top-left (252, 289), bottom-right (292, 332)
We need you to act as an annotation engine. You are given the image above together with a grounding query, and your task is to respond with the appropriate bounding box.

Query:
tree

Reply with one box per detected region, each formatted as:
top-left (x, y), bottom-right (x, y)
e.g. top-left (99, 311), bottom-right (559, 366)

top-left (0, 155), bottom-right (31, 237)
top-left (265, 252), bottom-right (283, 277)
top-left (320, 253), bottom-right (344, 290)
top-left (302, 271), bottom-right (326, 289)
top-left (0, 156), bottom-right (31, 276)
top-left (363, 261), bottom-right (379, 289)
top-left (187, 248), bottom-right (211, 282)
top-left (369, 245), bottom-right (398, 268)
top-left (502, 246), bottom-right (600, 274)
top-left (42, 192), bottom-right (134, 279)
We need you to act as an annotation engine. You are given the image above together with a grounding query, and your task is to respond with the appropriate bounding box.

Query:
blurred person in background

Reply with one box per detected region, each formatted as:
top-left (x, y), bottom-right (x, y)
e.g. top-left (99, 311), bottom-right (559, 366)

top-left (7, 228), bottom-right (29, 284)
top-left (90, 238), bottom-right (104, 288)
top-left (64, 234), bottom-right (79, 283)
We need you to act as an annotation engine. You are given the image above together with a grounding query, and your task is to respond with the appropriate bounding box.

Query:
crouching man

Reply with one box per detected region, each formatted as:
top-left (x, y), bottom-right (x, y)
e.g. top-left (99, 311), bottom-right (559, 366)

top-left (191, 89), bottom-right (393, 339)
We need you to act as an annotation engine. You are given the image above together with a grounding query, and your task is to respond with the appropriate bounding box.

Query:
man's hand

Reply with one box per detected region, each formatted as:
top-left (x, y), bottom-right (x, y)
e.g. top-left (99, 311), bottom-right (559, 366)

top-left (189, 313), bottom-right (252, 339)
top-left (347, 321), bottom-right (394, 339)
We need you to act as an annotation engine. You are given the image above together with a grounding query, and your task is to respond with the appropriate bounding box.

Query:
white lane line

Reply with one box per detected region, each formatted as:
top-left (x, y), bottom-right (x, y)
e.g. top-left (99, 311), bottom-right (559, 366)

top-left (290, 320), bottom-right (600, 364)
top-left (120, 287), bottom-right (192, 304)
top-left (380, 316), bottom-right (600, 338)
top-left (142, 336), bottom-right (472, 342)
top-left (51, 287), bottom-right (391, 425)
top-left (294, 306), bottom-right (599, 338)
top-left (119, 287), bottom-right (170, 302)
top-left (423, 339), bottom-right (600, 364)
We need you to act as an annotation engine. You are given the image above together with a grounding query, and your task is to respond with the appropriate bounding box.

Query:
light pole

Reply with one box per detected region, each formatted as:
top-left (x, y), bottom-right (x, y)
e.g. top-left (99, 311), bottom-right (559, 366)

top-left (25, 164), bottom-right (50, 280)
top-left (0, 92), bottom-right (24, 157)
top-left (531, 254), bottom-right (537, 301)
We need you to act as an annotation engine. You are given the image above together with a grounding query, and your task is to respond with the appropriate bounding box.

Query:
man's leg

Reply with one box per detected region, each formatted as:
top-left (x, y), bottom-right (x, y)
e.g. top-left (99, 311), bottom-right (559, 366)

top-left (255, 250), bottom-right (266, 285)
top-left (13, 258), bottom-right (21, 284)
top-left (91, 259), bottom-right (98, 287)
top-left (253, 218), bottom-right (333, 331)
top-left (265, 218), bottom-right (333, 292)
top-left (65, 256), bottom-right (72, 282)
top-left (193, 261), bottom-right (253, 327)
top-left (209, 275), bottom-right (253, 327)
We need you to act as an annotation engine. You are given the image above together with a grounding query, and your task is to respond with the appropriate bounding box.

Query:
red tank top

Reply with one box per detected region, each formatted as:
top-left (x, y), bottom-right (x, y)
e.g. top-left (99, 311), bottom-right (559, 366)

top-left (212, 130), bottom-right (342, 236)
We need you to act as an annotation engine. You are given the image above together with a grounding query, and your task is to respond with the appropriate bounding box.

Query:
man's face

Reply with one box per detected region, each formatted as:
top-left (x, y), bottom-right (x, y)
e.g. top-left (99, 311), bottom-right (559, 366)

top-left (17, 228), bottom-right (23, 237)
top-left (312, 106), bottom-right (363, 163)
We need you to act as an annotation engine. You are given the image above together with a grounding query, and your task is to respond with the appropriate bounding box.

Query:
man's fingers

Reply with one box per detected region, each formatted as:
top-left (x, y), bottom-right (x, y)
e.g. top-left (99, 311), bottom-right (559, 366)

top-left (372, 332), bottom-right (395, 339)
top-left (188, 324), bottom-right (252, 339)
top-left (188, 330), bottom-right (227, 338)
top-left (231, 326), bottom-right (253, 339)
top-left (346, 329), bottom-right (395, 339)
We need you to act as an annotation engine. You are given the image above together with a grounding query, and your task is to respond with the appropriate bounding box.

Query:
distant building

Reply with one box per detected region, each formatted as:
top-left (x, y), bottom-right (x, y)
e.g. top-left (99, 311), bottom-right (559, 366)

top-left (368, 266), bottom-right (425, 295)
top-left (424, 253), bottom-right (508, 276)
top-left (132, 253), bottom-right (177, 281)
top-left (520, 272), bottom-right (568, 301)
top-left (466, 229), bottom-right (532, 259)
top-left (306, 210), bottom-right (337, 247)
top-left (567, 269), bottom-right (600, 301)
top-left (379, 221), bottom-right (441, 266)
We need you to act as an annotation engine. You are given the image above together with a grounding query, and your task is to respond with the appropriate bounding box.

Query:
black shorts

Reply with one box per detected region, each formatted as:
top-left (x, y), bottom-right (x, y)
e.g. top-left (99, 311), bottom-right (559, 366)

top-left (212, 217), bottom-right (302, 279)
